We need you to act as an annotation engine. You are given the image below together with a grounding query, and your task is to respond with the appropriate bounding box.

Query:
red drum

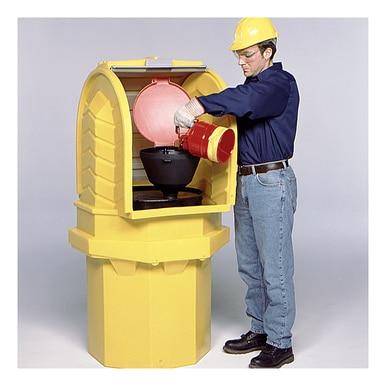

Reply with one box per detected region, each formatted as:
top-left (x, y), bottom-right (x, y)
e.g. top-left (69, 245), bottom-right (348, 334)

top-left (180, 121), bottom-right (235, 163)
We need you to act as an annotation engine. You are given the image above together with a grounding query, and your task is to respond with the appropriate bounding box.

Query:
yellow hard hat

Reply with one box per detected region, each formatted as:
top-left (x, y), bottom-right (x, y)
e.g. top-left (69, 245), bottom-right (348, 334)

top-left (229, 18), bottom-right (278, 51)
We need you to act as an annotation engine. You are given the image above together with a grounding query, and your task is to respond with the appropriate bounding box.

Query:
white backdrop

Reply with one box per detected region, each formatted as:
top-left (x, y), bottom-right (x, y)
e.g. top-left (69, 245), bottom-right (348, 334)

top-left (18, 18), bottom-right (368, 368)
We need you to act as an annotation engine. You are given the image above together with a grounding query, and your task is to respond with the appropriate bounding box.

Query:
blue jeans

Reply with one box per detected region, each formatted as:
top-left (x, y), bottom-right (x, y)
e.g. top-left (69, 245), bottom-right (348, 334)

top-left (234, 165), bottom-right (297, 349)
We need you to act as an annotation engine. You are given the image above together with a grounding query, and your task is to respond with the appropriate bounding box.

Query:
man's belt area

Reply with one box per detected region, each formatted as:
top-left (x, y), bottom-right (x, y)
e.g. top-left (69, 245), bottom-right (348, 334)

top-left (238, 160), bottom-right (289, 176)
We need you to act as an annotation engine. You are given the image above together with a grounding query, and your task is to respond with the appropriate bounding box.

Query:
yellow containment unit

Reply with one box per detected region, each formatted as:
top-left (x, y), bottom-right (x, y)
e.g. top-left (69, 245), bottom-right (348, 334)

top-left (68, 58), bottom-right (237, 368)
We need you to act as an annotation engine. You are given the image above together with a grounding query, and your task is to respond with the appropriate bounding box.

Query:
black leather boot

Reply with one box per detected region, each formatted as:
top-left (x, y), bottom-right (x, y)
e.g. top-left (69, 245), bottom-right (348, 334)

top-left (249, 343), bottom-right (294, 368)
top-left (223, 331), bottom-right (267, 354)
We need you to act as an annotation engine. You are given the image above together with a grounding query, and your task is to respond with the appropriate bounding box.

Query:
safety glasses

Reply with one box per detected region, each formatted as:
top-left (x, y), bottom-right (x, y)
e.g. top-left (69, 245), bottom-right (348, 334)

top-left (233, 49), bottom-right (259, 62)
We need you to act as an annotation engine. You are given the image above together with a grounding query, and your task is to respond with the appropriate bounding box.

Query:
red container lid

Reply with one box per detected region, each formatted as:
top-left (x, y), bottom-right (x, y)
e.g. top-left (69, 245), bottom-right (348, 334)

top-left (132, 78), bottom-right (190, 146)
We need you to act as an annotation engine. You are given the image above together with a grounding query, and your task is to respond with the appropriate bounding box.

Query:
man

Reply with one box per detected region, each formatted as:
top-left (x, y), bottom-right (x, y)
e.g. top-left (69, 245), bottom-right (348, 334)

top-left (174, 18), bottom-right (299, 368)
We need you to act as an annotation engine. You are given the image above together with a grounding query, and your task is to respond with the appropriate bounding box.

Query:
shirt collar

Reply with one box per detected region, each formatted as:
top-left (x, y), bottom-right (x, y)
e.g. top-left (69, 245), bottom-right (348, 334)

top-left (247, 62), bottom-right (283, 82)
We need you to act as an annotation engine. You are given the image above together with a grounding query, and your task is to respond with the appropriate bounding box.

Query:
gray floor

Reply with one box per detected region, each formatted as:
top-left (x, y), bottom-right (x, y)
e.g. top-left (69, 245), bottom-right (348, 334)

top-left (18, 210), bottom-right (368, 368)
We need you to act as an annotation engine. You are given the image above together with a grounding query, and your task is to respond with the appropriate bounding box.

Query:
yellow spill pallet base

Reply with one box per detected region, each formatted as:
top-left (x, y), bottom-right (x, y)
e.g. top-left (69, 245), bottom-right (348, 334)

top-left (87, 256), bottom-right (211, 368)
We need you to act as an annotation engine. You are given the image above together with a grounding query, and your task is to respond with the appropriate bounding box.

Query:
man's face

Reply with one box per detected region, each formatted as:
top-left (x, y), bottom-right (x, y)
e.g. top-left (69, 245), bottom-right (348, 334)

top-left (235, 45), bottom-right (272, 78)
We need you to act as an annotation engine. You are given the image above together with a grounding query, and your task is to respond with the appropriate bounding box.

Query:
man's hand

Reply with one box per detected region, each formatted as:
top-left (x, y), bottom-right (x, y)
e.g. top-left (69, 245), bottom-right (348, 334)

top-left (174, 98), bottom-right (205, 128)
top-left (174, 105), bottom-right (196, 128)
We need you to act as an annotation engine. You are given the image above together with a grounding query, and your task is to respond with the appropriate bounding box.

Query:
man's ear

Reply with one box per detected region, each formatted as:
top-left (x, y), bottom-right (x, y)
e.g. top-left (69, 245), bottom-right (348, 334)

top-left (264, 48), bottom-right (272, 60)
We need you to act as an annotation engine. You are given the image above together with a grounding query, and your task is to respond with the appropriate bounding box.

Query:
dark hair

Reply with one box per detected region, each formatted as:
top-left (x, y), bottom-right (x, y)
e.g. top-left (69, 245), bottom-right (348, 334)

top-left (257, 38), bottom-right (277, 60)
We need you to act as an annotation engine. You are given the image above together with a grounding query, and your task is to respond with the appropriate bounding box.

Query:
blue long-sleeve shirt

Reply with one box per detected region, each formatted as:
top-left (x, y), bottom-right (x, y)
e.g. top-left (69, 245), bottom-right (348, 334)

top-left (197, 62), bottom-right (300, 165)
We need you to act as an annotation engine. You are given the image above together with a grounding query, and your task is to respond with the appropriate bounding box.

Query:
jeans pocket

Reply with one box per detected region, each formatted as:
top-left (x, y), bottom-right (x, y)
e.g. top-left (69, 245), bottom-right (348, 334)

top-left (255, 170), bottom-right (282, 187)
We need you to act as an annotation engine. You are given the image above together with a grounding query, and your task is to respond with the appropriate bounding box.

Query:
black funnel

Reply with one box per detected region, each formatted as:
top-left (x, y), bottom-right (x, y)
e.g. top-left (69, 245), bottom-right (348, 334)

top-left (140, 146), bottom-right (200, 200)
